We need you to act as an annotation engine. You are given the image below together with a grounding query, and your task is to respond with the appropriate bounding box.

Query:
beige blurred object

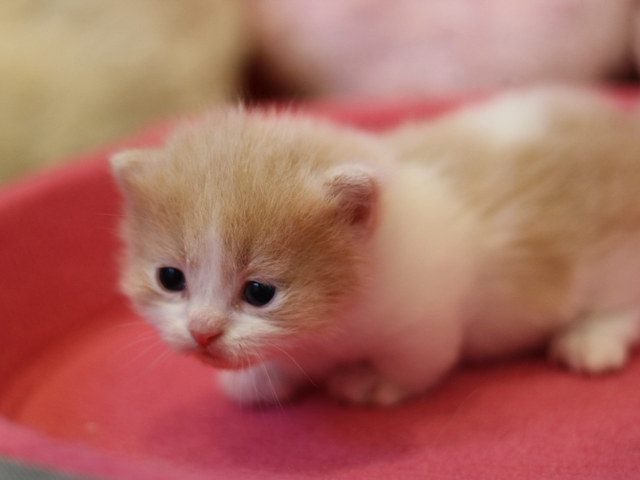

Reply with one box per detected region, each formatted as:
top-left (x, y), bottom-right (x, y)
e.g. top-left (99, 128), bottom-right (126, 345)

top-left (0, 0), bottom-right (250, 182)
top-left (249, 0), bottom-right (635, 97)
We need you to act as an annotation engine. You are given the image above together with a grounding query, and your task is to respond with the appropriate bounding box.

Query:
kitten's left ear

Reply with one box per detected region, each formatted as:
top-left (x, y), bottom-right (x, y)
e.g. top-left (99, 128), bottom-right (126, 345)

top-left (324, 165), bottom-right (380, 234)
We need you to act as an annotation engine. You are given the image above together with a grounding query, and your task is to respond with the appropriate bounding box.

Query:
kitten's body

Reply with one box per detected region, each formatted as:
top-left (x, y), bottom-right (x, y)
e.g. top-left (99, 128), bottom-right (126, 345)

top-left (112, 89), bottom-right (640, 406)
top-left (391, 92), bottom-right (640, 363)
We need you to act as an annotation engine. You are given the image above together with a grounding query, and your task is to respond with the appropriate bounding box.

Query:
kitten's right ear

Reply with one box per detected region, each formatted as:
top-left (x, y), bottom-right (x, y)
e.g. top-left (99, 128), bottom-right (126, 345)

top-left (109, 149), bottom-right (153, 192)
top-left (110, 149), bottom-right (144, 176)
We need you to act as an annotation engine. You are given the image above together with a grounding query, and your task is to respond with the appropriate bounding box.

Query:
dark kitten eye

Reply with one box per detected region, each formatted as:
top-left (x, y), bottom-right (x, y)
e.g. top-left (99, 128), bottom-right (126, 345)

top-left (243, 281), bottom-right (276, 307)
top-left (158, 267), bottom-right (186, 292)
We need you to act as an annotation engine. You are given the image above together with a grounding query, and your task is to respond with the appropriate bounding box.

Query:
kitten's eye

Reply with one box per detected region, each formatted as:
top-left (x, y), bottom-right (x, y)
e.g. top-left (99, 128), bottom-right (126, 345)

top-left (243, 281), bottom-right (276, 307)
top-left (158, 267), bottom-right (186, 292)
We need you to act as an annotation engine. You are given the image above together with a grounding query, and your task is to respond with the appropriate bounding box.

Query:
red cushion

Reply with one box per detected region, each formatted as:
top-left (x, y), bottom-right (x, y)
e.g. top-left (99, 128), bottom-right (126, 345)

top-left (1, 95), bottom-right (639, 480)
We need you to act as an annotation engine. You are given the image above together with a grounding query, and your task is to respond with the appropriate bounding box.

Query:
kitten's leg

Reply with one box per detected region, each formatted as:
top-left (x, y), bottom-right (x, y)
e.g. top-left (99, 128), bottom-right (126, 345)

top-left (327, 344), bottom-right (459, 407)
top-left (548, 310), bottom-right (640, 374)
top-left (217, 360), bottom-right (309, 405)
top-left (327, 324), bottom-right (462, 406)
top-left (325, 362), bottom-right (408, 407)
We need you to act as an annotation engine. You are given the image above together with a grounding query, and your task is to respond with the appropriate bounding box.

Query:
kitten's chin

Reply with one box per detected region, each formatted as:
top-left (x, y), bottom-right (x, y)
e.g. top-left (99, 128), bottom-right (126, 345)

top-left (191, 347), bottom-right (263, 370)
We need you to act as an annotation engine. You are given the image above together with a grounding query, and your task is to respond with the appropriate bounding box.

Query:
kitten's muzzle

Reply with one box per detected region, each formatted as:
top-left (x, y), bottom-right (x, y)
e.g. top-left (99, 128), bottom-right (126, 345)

top-left (190, 328), bottom-right (223, 348)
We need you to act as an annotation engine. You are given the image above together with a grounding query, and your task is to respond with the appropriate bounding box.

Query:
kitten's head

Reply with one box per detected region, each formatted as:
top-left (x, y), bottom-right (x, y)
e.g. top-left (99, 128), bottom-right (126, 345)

top-left (111, 110), bottom-right (385, 369)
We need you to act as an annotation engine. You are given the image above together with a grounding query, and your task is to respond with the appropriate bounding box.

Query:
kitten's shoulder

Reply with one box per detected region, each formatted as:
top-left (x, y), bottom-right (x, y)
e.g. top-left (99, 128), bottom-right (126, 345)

top-left (387, 87), bottom-right (628, 155)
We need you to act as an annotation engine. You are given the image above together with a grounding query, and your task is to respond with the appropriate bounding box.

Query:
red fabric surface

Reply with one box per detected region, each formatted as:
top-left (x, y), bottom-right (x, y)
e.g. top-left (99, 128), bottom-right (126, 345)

top-left (1, 96), bottom-right (640, 480)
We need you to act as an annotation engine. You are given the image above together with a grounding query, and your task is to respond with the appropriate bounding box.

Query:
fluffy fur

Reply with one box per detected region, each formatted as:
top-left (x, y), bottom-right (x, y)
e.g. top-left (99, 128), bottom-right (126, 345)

top-left (112, 89), bottom-right (640, 406)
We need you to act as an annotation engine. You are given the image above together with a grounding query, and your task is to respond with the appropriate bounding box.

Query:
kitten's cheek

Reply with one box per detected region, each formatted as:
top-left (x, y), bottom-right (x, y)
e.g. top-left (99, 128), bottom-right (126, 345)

top-left (155, 327), bottom-right (197, 353)
top-left (141, 308), bottom-right (195, 352)
top-left (144, 301), bottom-right (192, 342)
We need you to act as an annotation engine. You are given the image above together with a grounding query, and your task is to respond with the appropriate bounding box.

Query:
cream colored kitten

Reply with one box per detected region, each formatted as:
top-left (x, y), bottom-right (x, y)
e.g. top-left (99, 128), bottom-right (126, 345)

top-left (111, 89), bottom-right (640, 406)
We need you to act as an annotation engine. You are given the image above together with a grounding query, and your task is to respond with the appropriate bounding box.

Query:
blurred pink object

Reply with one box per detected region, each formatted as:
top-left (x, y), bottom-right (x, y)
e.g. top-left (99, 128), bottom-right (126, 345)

top-left (249, 0), bottom-right (635, 96)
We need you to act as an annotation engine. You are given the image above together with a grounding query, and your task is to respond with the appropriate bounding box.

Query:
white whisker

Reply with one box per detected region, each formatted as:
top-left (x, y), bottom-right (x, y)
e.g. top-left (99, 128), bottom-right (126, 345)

top-left (271, 344), bottom-right (317, 388)
top-left (258, 352), bottom-right (286, 411)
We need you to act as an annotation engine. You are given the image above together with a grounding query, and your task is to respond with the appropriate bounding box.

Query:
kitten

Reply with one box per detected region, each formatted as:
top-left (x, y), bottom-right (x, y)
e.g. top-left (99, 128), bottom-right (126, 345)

top-left (111, 89), bottom-right (640, 406)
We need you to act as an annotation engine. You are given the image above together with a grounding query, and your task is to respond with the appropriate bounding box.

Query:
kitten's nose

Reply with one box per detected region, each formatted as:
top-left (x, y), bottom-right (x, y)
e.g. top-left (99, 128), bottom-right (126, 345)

top-left (190, 329), bottom-right (223, 348)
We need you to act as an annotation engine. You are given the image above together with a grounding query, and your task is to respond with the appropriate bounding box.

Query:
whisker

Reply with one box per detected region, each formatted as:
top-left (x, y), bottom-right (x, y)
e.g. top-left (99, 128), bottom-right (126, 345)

top-left (146, 348), bottom-right (173, 371)
top-left (100, 332), bottom-right (163, 370)
top-left (271, 344), bottom-right (317, 388)
top-left (124, 348), bottom-right (174, 385)
top-left (113, 336), bottom-right (160, 355)
top-left (110, 329), bottom-right (160, 349)
top-left (258, 352), bottom-right (286, 412)
top-left (119, 337), bottom-right (167, 367)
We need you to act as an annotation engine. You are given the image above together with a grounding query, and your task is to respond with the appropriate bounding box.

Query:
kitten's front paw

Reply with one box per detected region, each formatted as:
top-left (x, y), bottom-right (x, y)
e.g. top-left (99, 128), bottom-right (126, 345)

top-left (217, 363), bottom-right (298, 405)
top-left (548, 319), bottom-right (631, 374)
top-left (326, 363), bottom-right (407, 407)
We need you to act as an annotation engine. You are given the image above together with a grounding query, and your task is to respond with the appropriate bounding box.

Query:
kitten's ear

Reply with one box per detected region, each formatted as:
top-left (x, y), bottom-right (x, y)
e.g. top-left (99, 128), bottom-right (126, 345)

top-left (109, 149), bottom-right (154, 192)
top-left (324, 165), bottom-right (379, 234)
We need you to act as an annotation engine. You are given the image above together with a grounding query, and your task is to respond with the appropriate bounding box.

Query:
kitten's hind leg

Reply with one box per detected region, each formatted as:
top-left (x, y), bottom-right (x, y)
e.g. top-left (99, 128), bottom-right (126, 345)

top-left (548, 310), bottom-right (640, 374)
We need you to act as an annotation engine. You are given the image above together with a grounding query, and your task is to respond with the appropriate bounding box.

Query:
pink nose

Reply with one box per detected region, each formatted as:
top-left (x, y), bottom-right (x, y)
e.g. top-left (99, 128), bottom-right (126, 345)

top-left (190, 329), bottom-right (223, 347)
